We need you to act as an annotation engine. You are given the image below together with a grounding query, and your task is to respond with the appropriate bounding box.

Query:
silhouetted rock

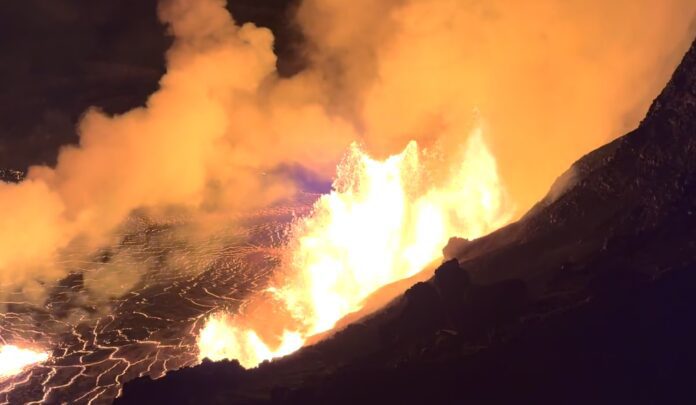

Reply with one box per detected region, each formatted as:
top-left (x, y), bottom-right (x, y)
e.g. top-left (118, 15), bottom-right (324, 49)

top-left (0, 168), bottom-right (24, 183)
top-left (381, 282), bottom-right (447, 346)
top-left (433, 258), bottom-right (471, 299)
top-left (116, 359), bottom-right (247, 404)
top-left (442, 237), bottom-right (470, 260)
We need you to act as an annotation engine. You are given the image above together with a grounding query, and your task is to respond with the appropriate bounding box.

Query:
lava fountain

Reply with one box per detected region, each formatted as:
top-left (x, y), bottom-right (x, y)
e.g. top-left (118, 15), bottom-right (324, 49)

top-left (198, 126), bottom-right (512, 368)
top-left (0, 345), bottom-right (50, 379)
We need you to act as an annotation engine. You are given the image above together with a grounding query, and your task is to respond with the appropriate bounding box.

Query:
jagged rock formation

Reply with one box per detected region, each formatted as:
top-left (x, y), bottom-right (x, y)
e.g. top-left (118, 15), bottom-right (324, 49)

top-left (117, 38), bottom-right (696, 405)
top-left (0, 168), bottom-right (24, 183)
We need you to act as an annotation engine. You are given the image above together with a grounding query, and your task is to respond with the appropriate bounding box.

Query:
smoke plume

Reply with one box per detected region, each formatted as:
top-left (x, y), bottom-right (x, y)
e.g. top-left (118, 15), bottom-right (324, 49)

top-left (1, 0), bottom-right (694, 305)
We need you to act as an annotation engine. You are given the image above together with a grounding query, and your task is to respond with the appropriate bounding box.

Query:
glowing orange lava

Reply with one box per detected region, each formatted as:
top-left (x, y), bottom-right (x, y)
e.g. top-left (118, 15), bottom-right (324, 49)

top-left (0, 345), bottom-right (50, 379)
top-left (198, 126), bottom-right (512, 368)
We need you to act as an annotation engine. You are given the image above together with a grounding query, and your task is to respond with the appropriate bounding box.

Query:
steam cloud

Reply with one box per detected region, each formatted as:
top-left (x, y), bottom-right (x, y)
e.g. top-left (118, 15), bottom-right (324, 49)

top-left (1, 0), bottom-right (694, 306)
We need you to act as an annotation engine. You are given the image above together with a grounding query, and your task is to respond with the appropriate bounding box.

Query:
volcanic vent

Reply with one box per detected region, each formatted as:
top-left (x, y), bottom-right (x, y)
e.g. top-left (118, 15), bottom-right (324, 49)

top-left (1, 0), bottom-right (694, 404)
top-left (118, 35), bottom-right (696, 405)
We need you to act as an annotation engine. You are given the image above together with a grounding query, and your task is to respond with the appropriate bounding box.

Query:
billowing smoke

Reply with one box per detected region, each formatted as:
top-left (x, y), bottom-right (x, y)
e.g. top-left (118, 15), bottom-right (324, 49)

top-left (297, 0), bottom-right (696, 208)
top-left (1, 0), bottom-right (694, 306)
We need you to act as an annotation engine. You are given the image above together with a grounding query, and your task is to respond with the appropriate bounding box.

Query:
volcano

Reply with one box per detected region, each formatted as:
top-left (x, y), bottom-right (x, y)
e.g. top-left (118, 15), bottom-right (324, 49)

top-left (115, 37), bottom-right (696, 404)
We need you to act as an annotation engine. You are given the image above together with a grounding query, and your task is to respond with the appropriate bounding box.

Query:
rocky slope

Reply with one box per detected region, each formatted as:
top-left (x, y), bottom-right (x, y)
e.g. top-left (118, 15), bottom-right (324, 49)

top-left (117, 38), bottom-right (696, 405)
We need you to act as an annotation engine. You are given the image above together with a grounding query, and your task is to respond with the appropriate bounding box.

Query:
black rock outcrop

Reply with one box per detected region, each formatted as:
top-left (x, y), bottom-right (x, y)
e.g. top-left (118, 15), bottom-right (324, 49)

top-left (0, 168), bottom-right (24, 183)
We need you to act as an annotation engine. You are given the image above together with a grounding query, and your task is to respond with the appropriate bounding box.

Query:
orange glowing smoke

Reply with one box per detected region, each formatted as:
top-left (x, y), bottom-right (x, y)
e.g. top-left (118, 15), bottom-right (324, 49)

top-left (197, 125), bottom-right (512, 368)
top-left (0, 345), bottom-right (50, 379)
top-left (0, 0), bottom-right (693, 317)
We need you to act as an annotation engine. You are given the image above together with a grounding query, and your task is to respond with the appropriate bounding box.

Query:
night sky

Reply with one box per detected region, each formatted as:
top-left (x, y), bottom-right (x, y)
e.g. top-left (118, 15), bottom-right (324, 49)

top-left (0, 0), bottom-right (299, 171)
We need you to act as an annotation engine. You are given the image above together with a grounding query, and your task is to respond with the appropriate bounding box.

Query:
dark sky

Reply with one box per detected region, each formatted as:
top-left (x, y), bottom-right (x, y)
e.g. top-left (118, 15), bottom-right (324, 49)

top-left (0, 0), bottom-right (300, 171)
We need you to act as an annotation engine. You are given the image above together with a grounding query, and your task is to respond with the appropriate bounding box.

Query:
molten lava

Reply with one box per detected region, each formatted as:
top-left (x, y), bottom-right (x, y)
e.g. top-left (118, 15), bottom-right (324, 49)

top-left (198, 127), bottom-right (512, 368)
top-left (0, 345), bottom-right (50, 379)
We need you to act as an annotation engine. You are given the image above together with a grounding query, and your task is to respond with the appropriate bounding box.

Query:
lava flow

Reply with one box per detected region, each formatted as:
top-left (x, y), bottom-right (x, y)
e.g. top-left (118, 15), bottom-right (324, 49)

top-left (0, 345), bottom-right (49, 379)
top-left (0, 199), bottom-right (314, 404)
top-left (197, 126), bottom-right (512, 368)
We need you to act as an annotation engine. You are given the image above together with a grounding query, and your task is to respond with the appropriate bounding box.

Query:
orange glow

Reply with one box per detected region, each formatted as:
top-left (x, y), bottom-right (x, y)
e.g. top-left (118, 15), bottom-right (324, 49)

top-left (197, 312), bottom-right (304, 367)
top-left (0, 345), bottom-right (50, 379)
top-left (0, 0), bottom-right (692, 316)
top-left (197, 125), bottom-right (512, 368)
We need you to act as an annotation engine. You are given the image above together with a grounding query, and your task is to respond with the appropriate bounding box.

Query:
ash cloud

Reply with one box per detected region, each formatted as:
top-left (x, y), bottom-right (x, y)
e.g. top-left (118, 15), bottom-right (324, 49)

top-left (0, 0), bottom-right (694, 307)
top-left (297, 0), bottom-right (696, 209)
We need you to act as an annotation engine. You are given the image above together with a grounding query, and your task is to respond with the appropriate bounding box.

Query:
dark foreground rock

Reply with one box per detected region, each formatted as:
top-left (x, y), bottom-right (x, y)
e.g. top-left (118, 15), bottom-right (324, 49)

top-left (0, 168), bottom-right (24, 183)
top-left (117, 38), bottom-right (696, 405)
